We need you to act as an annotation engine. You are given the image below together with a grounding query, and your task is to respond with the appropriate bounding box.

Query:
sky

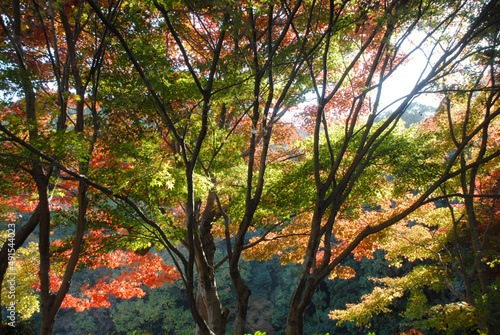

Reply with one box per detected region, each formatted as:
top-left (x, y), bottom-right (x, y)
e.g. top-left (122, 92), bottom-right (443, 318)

top-left (379, 29), bottom-right (445, 112)
top-left (379, 47), bottom-right (441, 111)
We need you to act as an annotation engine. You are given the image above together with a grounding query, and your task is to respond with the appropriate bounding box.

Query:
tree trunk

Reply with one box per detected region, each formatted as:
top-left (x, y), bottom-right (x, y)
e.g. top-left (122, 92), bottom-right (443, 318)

top-left (39, 310), bottom-right (56, 335)
top-left (196, 273), bottom-right (229, 335)
top-left (284, 272), bottom-right (319, 335)
top-left (284, 203), bottom-right (329, 335)
top-left (193, 191), bottom-right (229, 335)
top-left (36, 169), bottom-right (53, 335)
top-left (230, 267), bottom-right (251, 335)
top-left (284, 282), bottom-right (305, 335)
top-left (284, 309), bottom-right (304, 335)
top-left (229, 210), bottom-right (258, 335)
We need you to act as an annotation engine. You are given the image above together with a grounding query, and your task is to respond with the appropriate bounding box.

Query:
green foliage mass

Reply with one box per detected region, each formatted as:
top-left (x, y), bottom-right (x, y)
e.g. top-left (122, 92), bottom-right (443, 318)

top-left (0, 232), bottom-right (39, 320)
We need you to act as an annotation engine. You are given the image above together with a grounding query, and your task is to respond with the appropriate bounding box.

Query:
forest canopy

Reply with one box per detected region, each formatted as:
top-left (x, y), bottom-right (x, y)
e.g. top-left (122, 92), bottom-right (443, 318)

top-left (0, 0), bottom-right (499, 334)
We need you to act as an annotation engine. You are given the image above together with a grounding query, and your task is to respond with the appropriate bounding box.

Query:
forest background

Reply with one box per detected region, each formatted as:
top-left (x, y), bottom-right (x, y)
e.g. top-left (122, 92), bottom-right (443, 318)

top-left (0, 0), bottom-right (499, 334)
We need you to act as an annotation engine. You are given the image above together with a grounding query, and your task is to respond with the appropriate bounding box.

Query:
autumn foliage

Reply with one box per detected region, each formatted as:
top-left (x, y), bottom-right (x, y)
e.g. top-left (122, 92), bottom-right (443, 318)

top-left (29, 227), bottom-right (180, 312)
top-left (1, 0), bottom-right (500, 334)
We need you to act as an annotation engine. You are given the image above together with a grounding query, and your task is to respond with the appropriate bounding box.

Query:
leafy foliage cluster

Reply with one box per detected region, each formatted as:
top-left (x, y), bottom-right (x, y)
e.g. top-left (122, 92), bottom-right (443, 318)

top-left (23, 247), bottom-right (413, 335)
top-left (0, 0), bottom-right (499, 334)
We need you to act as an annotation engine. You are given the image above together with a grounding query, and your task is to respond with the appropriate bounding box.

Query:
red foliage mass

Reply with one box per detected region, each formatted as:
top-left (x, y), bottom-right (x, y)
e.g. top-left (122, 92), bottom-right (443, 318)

top-left (34, 229), bottom-right (180, 312)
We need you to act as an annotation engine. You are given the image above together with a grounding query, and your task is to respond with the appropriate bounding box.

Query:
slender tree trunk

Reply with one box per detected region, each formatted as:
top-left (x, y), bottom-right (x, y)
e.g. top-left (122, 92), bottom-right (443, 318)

top-left (284, 276), bottom-right (307, 335)
top-left (283, 198), bottom-right (327, 334)
top-left (38, 168), bottom-right (90, 335)
top-left (194, 236), bottom-right (227, 335)
top-left (284, 269), bottom-right (316, 335)
top-left (195, 191), bottom-right (229, 335)
top-left (230, 265), bottom-right (251, 335)
top-left (229, 209), bottom-right (258, 335)
top-left (37, 168), bottom-right (54, 335)
top-left (195, 272), bottom-right (228, 335)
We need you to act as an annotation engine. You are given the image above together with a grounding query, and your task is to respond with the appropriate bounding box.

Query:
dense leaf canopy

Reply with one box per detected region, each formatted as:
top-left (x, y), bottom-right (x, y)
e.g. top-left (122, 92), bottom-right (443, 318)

top-left (0, 0), bottom-right (499, 334)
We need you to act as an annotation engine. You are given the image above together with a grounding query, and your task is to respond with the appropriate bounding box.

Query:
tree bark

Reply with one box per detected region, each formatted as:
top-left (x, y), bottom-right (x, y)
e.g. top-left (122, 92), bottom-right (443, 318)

top-left (37, 168), bottom-right (54, 335)
top-left (230, 262), bottom-right (251, 335)
top-left (194, 191), bottom-right (229, 335)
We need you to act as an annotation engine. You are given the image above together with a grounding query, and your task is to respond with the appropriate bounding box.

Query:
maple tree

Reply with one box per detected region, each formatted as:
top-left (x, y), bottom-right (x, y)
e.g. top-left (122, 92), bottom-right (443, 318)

top-left (81, 0), bottom-right (332, 333)
top-left (329, 57), bottom-right (500, 334)
top-left (1, 0), bottom-right (499, 335)
top-left (0, 1), bottom-right (156, 334)
top-left (245, 0), bottom-right (500, 333)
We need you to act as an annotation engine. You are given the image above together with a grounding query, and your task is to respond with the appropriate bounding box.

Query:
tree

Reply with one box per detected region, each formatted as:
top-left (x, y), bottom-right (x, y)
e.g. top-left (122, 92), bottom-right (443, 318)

top-left (84, 1), bottom-right (500, 333)
top-left (243, 0), bottom-right (500, 333)
top-left (0, 1), bottom-right (119, 334)
top-left (277, 1), bottom-right (500, 333)
top-left (329, 64), bottom-right (500, 334)
top-left (83, 0), bottom-right (329, 333)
